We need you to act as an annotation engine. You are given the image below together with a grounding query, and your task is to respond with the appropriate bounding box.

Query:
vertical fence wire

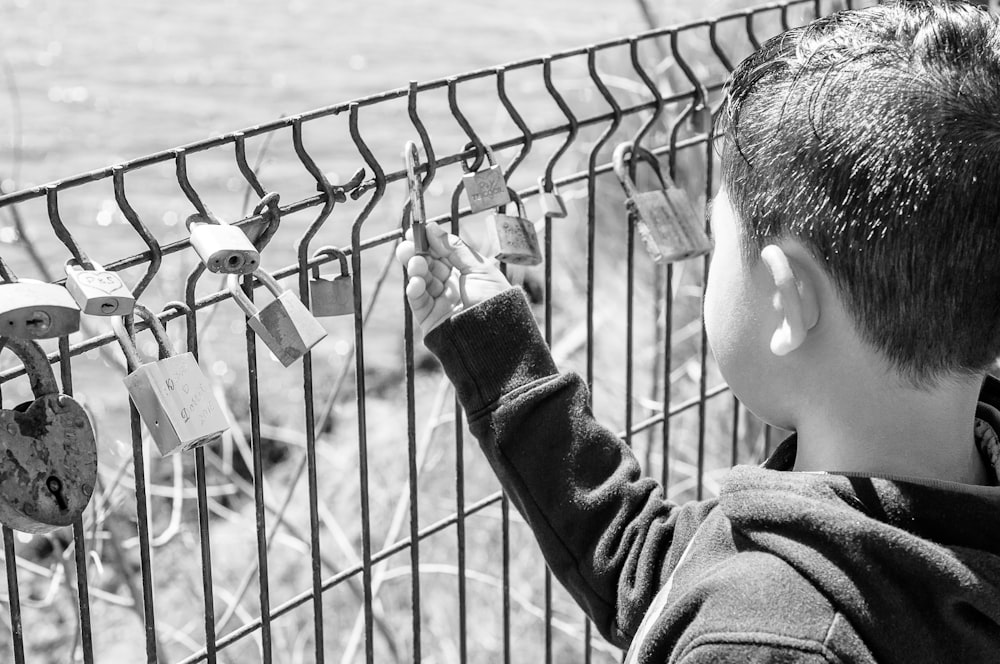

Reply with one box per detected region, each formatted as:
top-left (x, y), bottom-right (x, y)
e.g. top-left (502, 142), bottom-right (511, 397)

top-left (0, 1), bottom-right (856, 661)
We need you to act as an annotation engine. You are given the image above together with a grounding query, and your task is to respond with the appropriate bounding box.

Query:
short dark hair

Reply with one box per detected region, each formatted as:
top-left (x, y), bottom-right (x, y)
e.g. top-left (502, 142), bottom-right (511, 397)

top-left (718, 0), bottom-right (1000, 385)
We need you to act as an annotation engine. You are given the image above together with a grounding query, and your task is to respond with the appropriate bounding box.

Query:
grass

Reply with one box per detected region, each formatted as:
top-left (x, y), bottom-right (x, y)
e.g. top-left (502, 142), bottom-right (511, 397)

top-left (0, 0), bottom-right (844, 661)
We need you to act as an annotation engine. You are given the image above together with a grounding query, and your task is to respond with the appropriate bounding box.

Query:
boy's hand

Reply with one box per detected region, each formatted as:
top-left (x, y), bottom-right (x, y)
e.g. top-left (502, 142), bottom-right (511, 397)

top-left (395, 223), bottom-right (512, 333)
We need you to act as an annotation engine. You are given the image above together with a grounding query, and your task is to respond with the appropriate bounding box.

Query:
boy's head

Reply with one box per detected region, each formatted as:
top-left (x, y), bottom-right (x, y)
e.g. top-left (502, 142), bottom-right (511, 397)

top-left (710, 0), bottom-right (1000, 390)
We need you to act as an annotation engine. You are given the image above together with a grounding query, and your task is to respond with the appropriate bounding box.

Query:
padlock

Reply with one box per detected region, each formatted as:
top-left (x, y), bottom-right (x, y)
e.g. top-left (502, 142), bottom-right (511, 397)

top-left (689, 101), bottom-right (713, 136)
top-left (113, 305), bottom-right (229, 456)
top-left (0, 261), bottom-right (80, 339)
top-left (229, 269), bottom-right (327, 367)
top-left (461, 143), bottom-right (511, 214)
top-left (537, 176), bottom-right (568, 219)
top-left (309, 248), bottom-right (354, 317)
top-left (64, 259), bottom-right (135, 316)
top-left (403, 140), bottom-right (429, 255)
top-left (0, 337), bottom-right (97, 533)
top-left (612, 141), bottom-right (713, 264)
top-left (491, 189), bottom-right (543, 267)
top-left (187, 213), bottom-right (261, 275)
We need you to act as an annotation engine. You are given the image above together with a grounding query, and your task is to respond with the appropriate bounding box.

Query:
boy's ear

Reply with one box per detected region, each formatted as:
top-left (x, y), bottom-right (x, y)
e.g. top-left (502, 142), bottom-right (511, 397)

top-left (760, 244), bottom-right (820, 357)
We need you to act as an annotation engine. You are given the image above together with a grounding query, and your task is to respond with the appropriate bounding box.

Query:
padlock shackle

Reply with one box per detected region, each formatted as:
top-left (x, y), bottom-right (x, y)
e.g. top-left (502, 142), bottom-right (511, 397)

top-left (112, 304), bottom-right (178, 371)
top-left (498, 188), bottom-right (527, 219)
top-left (403, 141), bottom-right (427, 226)
top-left (249, 192), bottom-right (282, 252)
top-left (612, 141), bottom-right (668, 199)
top-left (537, 175), bottom-right (560, 196)
top-left (0, 337), bottom-right (60, 399)
top-left (227, 269), bottom-right (285, 318)
top-left (459, 140), bottom-right (499, 175)
top-left (310, 246), bottom-right (350, 278)
top-left (65, 257), bottom-right (107, 274)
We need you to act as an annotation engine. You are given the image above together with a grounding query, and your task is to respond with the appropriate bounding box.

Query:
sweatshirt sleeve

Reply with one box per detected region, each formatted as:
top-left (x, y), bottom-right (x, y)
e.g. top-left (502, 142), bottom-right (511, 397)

top-left (424, 288), bottom-right (710, 648)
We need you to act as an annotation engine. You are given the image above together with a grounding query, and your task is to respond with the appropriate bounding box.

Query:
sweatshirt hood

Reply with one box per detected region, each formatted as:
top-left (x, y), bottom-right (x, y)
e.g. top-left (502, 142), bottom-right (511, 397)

top-left (718, 378), bottom-right (1000, 663)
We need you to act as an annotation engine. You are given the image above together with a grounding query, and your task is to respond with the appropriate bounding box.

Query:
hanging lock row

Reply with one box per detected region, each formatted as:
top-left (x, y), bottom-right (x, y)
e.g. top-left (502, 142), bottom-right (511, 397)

top-left (0, 337), bottom-right (97, 533)
top-left (612, 142), bottom-right (713, 264)
top-left (0, 257), bottom-right (138, 339)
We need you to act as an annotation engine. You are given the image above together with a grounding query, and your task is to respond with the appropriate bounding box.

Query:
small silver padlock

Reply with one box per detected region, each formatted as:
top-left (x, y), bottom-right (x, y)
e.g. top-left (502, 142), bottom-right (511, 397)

top-left (187, 213), bottom-right (261, 275)
top-left (461, 143), bottom-right (511, 214)
top-left (404, 140), bottom-right (430, 255)
top-left (64, 258), bottom-right (135, 316)
top-left (612, 141), bottom-right (713, 264)
top-left (113, 304), bottom-right (230, 456)
top-left (229, 269), bottom-right (328, 367)
top-left (0, 337), bottom-right (98, 533)
top-left (0, 260), bottom-right (80, 339)
top-left (309, 248), bottom-right (354, 317)
top-left (537, 176), bottom-right (568, 220)
top-left (492, 189), bottom-right (543, 266)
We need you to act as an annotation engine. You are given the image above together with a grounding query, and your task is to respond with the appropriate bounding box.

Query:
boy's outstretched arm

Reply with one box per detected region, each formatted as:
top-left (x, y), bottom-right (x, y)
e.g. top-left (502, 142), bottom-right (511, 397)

top-left (397, 223), bottom-right (710, 648)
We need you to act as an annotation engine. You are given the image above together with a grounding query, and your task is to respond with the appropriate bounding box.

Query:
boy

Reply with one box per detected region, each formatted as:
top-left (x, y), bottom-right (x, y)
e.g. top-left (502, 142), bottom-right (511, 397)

top-left (396, 1), bottom-right (1000, 661)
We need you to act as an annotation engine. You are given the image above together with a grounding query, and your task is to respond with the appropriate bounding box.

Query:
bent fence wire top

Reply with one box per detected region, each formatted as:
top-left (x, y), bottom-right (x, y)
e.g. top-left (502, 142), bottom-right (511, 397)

top-left (0, 1), bottom-right (859, 662)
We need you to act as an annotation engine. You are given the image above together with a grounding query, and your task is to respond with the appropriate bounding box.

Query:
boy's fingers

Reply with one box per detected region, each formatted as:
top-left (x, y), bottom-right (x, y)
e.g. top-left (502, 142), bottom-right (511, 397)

top-left (426, 277), bottom-right (445, 298)
top-left (396, 240), bottom-right (415, 266)
top-left (430, 259), bottom-right (451, 282)
top-left (407, 255), bottom-right (429, 278)
top-left (406, 276), bottom-right (427, 299)
top-left (425, 224), bottom-right (491, 274)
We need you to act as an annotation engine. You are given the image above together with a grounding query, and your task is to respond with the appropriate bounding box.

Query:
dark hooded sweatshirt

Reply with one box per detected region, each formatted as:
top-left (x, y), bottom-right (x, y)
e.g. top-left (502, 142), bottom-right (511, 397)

top-left (424, 288), bottom-right (1000, 664)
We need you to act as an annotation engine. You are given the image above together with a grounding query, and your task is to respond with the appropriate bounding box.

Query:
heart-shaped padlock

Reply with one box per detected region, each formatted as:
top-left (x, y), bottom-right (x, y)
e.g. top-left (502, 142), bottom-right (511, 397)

top-left (0, 337), bottom-right (98, 533)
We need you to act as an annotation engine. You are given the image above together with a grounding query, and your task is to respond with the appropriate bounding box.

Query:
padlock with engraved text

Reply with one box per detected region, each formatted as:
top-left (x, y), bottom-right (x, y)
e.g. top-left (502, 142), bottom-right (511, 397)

top-left (309, 248), bottom-right (354, 317)
top-left (113, 304), bottom-right (229, 456)
top-left (65, 258), bottom-right (135, 316)
top-left (612, 141), bottom-right (713, 264)
top-left (0, 337), bottom-right (97, 533)
top-left (491, 189), bottom-right (543, 266)
top-left (537, 176), bottom-right (568, 220)
top-left (229, 269), bottom-right (327, 367)
top-left (461, 143), bottom-right (511, 214)
top-left (187, 212), bottom-right (261, 275)
top-left (0, 259), bottom-right (80, 339)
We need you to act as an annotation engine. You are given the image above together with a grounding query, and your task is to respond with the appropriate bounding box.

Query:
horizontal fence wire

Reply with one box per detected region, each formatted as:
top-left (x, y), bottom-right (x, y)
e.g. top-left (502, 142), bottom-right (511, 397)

top-left (0, 1), bottom-right (864, 662)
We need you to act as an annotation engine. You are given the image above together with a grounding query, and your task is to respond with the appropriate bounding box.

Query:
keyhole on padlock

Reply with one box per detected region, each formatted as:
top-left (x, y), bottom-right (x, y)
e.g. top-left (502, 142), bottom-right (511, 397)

top-left (46, 475), bottom-right (68, 511)
top-left (24, 311), bottom-right (52, 333)
top-left (100, 301), bottom-right (117, 314)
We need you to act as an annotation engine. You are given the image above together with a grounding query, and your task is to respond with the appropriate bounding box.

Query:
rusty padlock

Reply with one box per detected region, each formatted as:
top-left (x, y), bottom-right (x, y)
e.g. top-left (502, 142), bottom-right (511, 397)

top-left (537, 176), bottom-right (568, 220)
top-left (0, 258), bottom-right (80, 339)
top-left (113, 305), bottom-right (229, 456)
top-left (64, 258), bottom-right (135, 316)
top-left (187, 212), bottom-right (261, 275)
top-left (462, 143), bottom-right (511, 214)
top-left (491, 189), bottom-right (543, 266)
top-left (404, 140), bottom-right (430, 256)
top-left (0, 337), bottom-right (97, 533)
top-left (309, 247), bottom-right (354, 317)
top-left (229, 269), bottom-right (327, 367)
top-left (611, 141), bottom-right (713, 264)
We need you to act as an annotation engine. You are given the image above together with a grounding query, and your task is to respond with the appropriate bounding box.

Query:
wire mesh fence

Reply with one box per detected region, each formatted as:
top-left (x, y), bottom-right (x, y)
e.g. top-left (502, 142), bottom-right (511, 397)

top-left (0, 0), bottom-right (868, 661)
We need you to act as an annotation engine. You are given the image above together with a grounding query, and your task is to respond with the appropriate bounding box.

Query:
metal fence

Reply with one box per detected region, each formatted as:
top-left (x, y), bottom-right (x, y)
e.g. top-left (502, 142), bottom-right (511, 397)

top-left (0, 1), bottom-right (865, 661)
